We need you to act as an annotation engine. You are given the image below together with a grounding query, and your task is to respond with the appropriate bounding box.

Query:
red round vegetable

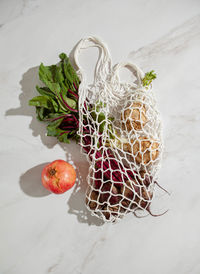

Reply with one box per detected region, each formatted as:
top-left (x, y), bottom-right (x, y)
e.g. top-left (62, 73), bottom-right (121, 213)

top-left (41, 159), bottom-right (76, 194)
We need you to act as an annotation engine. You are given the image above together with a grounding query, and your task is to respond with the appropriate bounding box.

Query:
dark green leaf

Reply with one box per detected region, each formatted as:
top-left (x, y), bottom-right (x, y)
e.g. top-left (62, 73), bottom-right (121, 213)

top-left (99, 121), bottom-right (106, 133)
top-left (63, 97), bottom-right (77, 109)
top-left (59, 53), bottom-right (67, 60)
top-left (47, 118), bottom-right (64, 131)
top-left (29, 96), bottom-right (52, 108)
top-left (46, 81), bottom-right (61, 94)
top-left (36, 86), bottom-right (55, 98)
top-left (47, 113), bottom-right (66, 119)
top-left (39, 63), bottom-right (53, 85)
top-left (58, 133), bottom-right (70, 143)
top-left (29, 95), bottom-right (58, 113)
top-left (38, 63), bottom-right (62, 95)
top-left (97, 112), bottom-right (106, 123)
top-left (61, 55), bottom-right (80, 89)
top-left (108, 117), bottom-right (114, 122)
top-left (49, 98), bottom-right (59, 112)
top-left (50, 64), bottom-right (64, 83)
top-left (60, 82), bottom-right (69, 94)
top-left (46, 118), bottom-right (64, 137)
top-left (91, 110), bottom-right (97, 121)
top-left (36, 107), bottom-right (50, 121)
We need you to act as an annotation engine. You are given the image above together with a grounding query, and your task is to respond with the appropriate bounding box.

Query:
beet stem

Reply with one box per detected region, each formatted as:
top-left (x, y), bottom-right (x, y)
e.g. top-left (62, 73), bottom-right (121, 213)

top-left (146, 208), bottom-right (169, 217)
top-left (51, 114), bottom-right (73, 122)
top-left (59, 131), bottom-right (70, 136)
top-left (154, 181), bottom-right (170, 195)
top-left (68, 89), bottom-right (78, 99)
top-left (60, 93), bottom-right (78, 113)
top-left (73, 82), bottom-right (78, 92)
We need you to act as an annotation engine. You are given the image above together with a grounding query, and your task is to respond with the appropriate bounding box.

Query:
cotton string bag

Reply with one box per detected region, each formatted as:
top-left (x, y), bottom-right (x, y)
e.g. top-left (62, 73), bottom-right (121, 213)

top-left (73, 36), bottom-right (163, 222)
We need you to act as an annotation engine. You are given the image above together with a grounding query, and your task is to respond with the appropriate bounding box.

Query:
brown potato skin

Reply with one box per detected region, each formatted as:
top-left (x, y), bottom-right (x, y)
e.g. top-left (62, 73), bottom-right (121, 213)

top-left (123, 136), bottom-right (159, 165)
top-left (122, 102), bottom-right (147, 131)
top-left (86, 190), bottom-right (99, 210)
top-left (120, 180), bottom-right (153, 210)
top-left (102, 205), bottom-right (119, 220)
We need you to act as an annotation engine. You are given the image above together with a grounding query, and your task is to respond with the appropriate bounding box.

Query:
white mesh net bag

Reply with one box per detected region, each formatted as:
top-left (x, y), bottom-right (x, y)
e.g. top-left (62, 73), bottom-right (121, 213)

top-left (73, 36), bottom-right (164, 222)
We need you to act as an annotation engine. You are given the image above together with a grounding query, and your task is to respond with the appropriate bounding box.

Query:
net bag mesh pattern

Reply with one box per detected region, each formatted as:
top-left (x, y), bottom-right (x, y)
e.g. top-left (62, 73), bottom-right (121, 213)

top-left (74, 36), bottom-right (163, 222)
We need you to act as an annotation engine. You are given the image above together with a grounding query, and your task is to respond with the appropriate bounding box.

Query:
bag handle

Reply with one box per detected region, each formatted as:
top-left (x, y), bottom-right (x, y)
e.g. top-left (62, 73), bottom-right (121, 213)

top-left (111, 62), bottom-right (145, 88)
top-left (74, 36), bottom-right (111, 84)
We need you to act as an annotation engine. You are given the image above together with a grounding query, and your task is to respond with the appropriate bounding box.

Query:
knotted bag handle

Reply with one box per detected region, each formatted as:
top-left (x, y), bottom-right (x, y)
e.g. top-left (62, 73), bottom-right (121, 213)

top-left (111, 62), bottom-right (145, 89)
top-left (74, 36), bottom-right (112, 84)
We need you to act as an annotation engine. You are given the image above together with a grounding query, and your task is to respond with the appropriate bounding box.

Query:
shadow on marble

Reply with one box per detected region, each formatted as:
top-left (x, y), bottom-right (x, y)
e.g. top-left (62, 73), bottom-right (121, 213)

top-left (61, 143), bottom-right (104, 226)
top-left (67, 181), bottom-right (104, 226)
top-left (6, 65), bottom-right (103, 225)
top-left (19, 162), bottom-right (51, 197)
top-left (5, 66), bottom-right (58, 149)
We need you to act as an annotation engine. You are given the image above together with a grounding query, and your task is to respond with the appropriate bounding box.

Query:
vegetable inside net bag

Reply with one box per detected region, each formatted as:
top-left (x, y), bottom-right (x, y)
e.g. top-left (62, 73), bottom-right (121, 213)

top-left (74, 36), bottom-right (165, 222)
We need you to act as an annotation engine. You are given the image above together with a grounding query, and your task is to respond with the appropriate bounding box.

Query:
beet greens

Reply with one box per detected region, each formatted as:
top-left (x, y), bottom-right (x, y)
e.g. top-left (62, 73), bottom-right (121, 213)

top-left (29, 53), bottom-right (80, 143)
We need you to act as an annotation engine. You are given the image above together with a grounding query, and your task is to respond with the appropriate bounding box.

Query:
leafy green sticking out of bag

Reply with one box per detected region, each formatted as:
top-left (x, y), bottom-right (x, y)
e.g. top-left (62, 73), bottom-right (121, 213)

top-left (29, 53), bottom-right (80, 143)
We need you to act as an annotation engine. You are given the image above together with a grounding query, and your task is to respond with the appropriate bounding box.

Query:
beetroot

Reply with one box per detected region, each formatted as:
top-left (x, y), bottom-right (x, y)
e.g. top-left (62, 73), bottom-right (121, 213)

top-left (99, 182), bottom-right (120, 206)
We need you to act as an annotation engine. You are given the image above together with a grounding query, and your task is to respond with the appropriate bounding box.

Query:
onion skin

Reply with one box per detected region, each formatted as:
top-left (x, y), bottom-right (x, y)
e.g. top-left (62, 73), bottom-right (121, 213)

top-left (41, 159), bottom-right (76, 194)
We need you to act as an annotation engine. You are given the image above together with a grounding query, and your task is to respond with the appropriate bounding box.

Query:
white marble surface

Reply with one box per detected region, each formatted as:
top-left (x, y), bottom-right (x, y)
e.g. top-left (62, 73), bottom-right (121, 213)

top-left (1, 0), bottom-right (200, 273)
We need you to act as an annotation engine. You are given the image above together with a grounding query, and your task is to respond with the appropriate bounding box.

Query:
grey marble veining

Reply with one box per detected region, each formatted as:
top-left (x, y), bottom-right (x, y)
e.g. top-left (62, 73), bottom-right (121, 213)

top-left (0, 0), bottom-right (200, 274)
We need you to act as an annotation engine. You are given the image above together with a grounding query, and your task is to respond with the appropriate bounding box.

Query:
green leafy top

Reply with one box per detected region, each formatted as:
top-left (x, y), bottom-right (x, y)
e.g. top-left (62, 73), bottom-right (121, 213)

top-left (29, 53), bottom-right (80, 143)
top-left (142, 70), bottom-right (157, 87)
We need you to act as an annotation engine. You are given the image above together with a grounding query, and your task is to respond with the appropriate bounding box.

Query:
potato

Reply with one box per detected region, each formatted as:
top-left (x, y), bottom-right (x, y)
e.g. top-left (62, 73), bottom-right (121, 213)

top-left (122, 102), bottom-right (147, 131)
top-left (140, 187), bottom-right (153, 208)
top-left (99, 182), bottom-right (120, 205)
top-left (102, 205), bottom-right (119, 220)
top-left (86, 190), bottom-right (99, 210)
top-left (120, 180), bottom-right (139, 209)
top-left (133, 136), bottom-right (159, 164)
top-left (120, 180), bottom-right (153, 211)
top-left (123, 136), bottom-right (159, 165)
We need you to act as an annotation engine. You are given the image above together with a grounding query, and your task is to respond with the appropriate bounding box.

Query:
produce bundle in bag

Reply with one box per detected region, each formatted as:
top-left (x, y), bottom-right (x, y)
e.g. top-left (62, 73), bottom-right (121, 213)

top-left (29, 36), bottom-right (167, 223)
top-left (73, 37), bottom-right (165, 222)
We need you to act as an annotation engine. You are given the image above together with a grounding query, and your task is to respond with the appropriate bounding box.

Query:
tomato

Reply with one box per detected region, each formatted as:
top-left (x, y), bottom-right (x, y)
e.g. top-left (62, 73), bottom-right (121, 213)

top-left (41, 159), bottom-right (76, 194)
